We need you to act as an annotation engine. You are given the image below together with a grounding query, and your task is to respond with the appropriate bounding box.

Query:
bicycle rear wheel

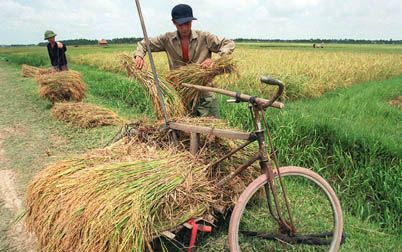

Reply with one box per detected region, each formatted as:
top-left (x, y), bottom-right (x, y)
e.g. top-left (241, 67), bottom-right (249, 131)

top-left (228, 166), bottom-right (343, 252)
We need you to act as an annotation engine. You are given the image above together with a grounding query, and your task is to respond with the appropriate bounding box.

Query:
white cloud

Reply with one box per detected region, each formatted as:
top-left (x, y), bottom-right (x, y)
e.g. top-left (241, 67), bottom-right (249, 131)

top-left (0, 0), bottom-right (401, 44)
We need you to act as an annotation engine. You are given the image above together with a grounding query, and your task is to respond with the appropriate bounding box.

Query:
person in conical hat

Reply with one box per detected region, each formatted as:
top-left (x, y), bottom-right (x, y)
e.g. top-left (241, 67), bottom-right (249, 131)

top-left (44, 30), bottom-right (68, 71)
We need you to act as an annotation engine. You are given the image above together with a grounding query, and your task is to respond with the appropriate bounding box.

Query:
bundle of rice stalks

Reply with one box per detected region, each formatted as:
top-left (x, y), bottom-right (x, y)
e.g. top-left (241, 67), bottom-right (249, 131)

top-left (120, 54), bottom-right (186, 119)
top-left (26, 141), bottom-right (215, 252)
top-left (118, 117), bottom-right (259, 208)
top-left (114, 117), bottom-right (234, 149)
top-left (21, 64), bottom-right (53, 78)
top-left (166, 56), bottom-right (238, 112)
top-left (36, 70), bottom-right (86, 103)
top-left (51, 102), bottom-right (124, 128)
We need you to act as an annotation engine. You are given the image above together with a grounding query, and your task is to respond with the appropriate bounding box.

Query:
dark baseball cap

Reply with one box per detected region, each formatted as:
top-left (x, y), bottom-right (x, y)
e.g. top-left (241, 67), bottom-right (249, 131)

top-left (171, 4), bottom-right (197, 25)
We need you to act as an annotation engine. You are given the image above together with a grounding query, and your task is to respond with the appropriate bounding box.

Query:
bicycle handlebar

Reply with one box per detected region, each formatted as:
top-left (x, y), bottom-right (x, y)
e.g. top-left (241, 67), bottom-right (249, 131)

top-left (181, 81), bottom-right (284, 109)
top-left (260, 76), bottom-right (285, 108)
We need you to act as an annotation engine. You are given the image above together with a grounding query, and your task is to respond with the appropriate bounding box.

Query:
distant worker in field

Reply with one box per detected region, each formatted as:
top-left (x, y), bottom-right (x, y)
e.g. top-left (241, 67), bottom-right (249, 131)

top-left (44, 30), bottom-right (68, 71)
top-left (134, 4), bottom-right (235, 117)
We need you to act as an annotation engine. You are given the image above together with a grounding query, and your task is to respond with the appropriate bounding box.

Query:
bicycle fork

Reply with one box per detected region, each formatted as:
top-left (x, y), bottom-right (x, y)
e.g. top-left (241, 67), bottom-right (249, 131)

top-left (252, 106), bottom-right (296, 235)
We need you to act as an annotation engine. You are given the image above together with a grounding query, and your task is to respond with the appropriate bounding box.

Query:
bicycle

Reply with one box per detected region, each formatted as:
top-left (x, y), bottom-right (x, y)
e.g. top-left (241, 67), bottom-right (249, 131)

top-left (167, 77), bottom-right (344, 251)
top-left (111, 76), bottom-right (344, 251)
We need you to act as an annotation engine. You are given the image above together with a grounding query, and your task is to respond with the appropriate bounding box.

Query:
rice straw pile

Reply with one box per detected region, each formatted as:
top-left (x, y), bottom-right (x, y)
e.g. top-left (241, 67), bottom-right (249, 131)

top-left (25, 117), bottom-right (260, 251)
top-left (166, 56), bottom-right (238, 112)
top-left (26, 141), bottom-right (215, 252)
top-left (36, 70), bottom-right (86, 103)
top-left (120, 117), bottom-right (259, 207)
top-left (21, 64), bottom-right (53, 78)
top-left (120, 54), bottom-right (186, 119)
top-left (51, 102), bottom-right (124, 128)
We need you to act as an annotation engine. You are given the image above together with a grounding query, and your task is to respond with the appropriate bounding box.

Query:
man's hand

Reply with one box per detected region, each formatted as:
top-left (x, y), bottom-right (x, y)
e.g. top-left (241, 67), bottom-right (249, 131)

top-left (135, 56), bottom-right (144, 70)
top-left (201, 58), bottom-right (214, 69)
top-left (57, 42), bottom-right (63, 49)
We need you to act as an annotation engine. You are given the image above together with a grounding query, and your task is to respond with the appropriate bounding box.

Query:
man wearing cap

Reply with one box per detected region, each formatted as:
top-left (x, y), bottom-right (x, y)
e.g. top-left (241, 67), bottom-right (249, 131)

top-left (44, 30), bottom-right (68, 71)
top-left (134, 4), bottom-right (235, 118)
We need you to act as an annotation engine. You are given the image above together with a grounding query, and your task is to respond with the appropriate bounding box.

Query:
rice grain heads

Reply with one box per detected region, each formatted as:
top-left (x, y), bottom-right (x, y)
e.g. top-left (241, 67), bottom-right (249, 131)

top-left (21, 64), bottom-right (53, 78)
top-left (166, 56), bottom-right (238, 112)
top-left (120, 54), bottom-right (186, 119)
top-left (26, 141), bottom-right (215, 252)
top-left (51, 102), bottom-right (124, 128)
top-left (36, 70), bottom-right (86, 103)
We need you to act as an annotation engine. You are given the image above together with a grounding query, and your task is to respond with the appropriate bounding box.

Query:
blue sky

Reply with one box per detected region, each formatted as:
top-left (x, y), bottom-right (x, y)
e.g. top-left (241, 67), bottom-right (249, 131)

top-left (1, 0), bottom-right (401, 44)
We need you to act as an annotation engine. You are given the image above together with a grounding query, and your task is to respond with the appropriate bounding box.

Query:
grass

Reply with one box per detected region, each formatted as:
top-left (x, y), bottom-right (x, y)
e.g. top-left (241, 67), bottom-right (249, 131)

top-left (0, 200), bottom-right (13, 251)
top-left (219, 75), bottom-right (402, 229)
top-left (197, 214), bottom-right (402, 251)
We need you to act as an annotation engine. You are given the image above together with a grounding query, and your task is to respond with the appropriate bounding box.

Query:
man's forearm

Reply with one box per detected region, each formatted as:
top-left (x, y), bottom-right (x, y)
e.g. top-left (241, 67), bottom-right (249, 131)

top-left (134, 40), bottom-right (147, 59)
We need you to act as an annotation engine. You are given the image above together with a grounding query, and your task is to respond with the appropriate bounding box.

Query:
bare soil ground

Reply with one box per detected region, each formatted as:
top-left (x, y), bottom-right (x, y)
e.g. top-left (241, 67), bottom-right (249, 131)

top-left (0, 170), bottom-right (36, 252)
top-left (389, 95), bottom-right (402, 108)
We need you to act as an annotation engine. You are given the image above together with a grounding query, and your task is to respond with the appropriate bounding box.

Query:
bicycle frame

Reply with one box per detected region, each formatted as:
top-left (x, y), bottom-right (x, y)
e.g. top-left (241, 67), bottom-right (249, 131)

top-left (169, 102), bottom-right (295, 234)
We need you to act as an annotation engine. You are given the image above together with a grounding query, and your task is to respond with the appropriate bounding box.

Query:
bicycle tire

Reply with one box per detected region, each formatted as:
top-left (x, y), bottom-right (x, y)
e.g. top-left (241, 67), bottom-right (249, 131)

top-left (228, 166), bottom-right (343, 252)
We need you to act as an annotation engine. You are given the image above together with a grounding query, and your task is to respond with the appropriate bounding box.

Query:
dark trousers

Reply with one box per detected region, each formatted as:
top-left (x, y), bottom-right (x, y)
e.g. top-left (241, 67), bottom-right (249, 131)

top-left (53, 65), bottom-right (69, 71)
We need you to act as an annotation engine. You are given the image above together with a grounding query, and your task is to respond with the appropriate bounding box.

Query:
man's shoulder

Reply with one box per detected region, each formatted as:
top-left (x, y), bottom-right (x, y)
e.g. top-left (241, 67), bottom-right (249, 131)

top-left (193, 30), bottom-right (211, 36)
top-left (159, 31), bottom-right (177, 40)
top-left (193, 30), bottom-right (220, 39)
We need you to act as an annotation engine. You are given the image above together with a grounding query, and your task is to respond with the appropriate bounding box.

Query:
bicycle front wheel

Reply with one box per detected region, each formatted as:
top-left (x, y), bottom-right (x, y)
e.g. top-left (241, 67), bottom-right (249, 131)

top-left (228, 166), bottom-right (343, 252)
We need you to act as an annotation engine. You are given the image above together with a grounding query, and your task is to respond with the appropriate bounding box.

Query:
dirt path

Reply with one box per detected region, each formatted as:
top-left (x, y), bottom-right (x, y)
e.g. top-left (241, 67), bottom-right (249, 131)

top-left (0, 128), bottom-right (36, 252)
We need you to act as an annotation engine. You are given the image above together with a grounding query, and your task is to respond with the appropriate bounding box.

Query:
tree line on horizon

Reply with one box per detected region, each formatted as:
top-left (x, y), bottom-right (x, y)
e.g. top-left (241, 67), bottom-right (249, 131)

top-left (2, 37), bottom-right (401, 47)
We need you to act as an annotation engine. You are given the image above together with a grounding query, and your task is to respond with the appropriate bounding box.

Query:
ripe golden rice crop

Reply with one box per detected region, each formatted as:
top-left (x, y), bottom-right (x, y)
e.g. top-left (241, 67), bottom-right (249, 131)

top-left (36, 70), bottom-right (86, 103)
top-left (232, 48), bottom-right (402, 99)
top-left (21, 64), bottom-right (53, 78)
top-left (70, 47), bottom-right (402, 100)
top-left (51, 102), bottom-right (124, 128)
top-left (70, 51), bottom-right (170, 76)
top-left (120, 54), bottom-right (186, 119)
top-left (166, 56), bottom-right (238, 112)
top-left (26, 141), bottom-right (215, 252)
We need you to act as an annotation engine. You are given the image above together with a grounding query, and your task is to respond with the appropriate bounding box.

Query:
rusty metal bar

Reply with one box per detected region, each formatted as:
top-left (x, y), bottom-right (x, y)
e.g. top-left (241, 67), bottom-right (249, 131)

top-left (217, 154), bottom-right (260, 187)
top-left (207, 140), bottom-right (255, 169)
top-left (169, 122), bottom-right (253, 141)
